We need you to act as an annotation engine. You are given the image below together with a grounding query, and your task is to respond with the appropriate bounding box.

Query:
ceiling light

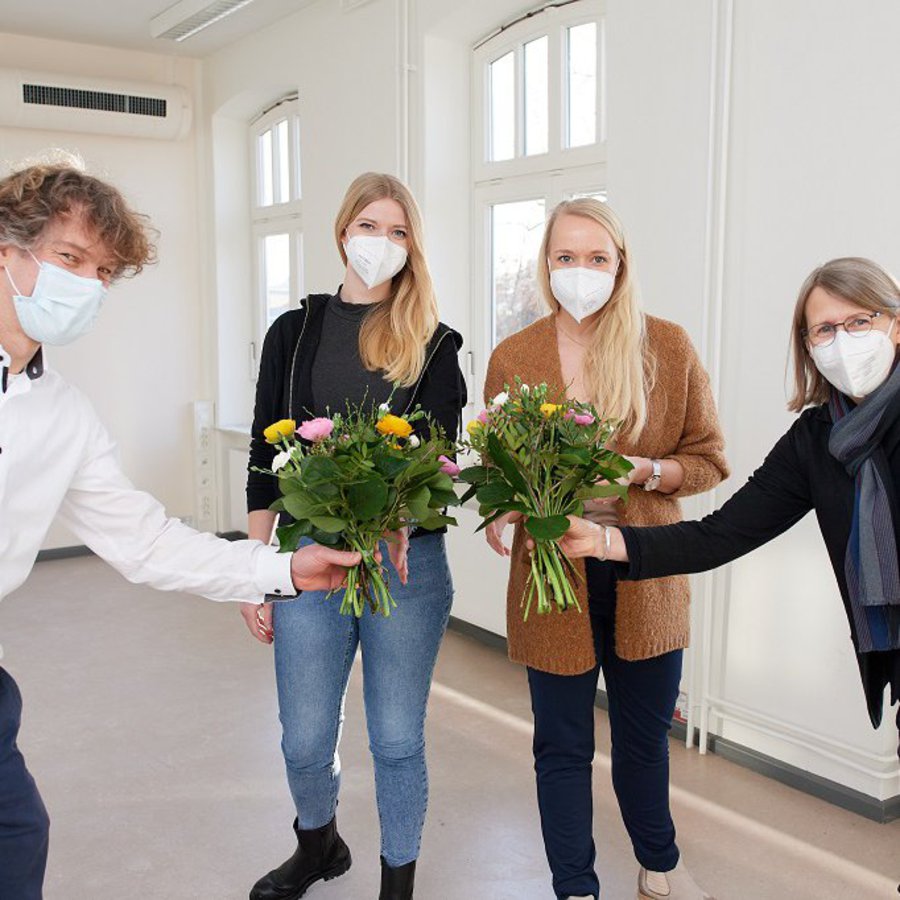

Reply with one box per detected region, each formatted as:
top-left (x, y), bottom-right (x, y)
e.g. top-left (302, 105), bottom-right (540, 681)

top-left (150, 0), bottom-right (257, 42)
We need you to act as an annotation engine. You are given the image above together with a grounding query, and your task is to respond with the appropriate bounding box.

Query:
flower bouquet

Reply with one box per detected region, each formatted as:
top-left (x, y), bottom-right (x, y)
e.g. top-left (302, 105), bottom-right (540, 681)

top-left (460, 379), bottom-right (632, 619)
top-left (259, 405), bottom-right (460, 616)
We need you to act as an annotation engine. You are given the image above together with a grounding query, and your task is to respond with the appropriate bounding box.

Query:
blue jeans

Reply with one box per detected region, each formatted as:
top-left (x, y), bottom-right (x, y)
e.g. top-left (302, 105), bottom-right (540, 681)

top-left (527, 560), bottom-right (682, 900)
top-left (272, 533), bottom-right (453, 867)
top-left (0, 668), bottom-right (50, 900)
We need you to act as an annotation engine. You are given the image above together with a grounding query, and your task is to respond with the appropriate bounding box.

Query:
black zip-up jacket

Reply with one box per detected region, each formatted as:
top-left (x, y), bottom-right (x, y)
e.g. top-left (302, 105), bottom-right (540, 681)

top-left (247, 293), bottom-right (466, 523)
top-left (620, 403), bottom-right (900, 733)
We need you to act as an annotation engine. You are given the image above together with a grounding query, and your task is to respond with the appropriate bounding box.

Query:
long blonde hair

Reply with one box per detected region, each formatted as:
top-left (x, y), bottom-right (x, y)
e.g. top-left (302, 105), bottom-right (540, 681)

top-left (788, 257), bottom-right (900, 411)
top-left (538, 198), bottom-right (654, 442)
top-left (334, 172), bottom-right (438, 386)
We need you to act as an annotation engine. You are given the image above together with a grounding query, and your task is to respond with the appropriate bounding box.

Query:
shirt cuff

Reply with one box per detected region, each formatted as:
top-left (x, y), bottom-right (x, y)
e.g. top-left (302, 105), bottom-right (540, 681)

top-left (253, 545), bottom-right (296, 603)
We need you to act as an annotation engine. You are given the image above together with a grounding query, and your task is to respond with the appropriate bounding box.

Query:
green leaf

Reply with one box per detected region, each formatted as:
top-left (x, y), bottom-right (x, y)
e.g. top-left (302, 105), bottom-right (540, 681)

top-left (458, 484), bottom-right (478, 504)
top-left (274, 520), bottom-right (310, 553)
top-left (415, 513), bottom-right (458, 530)
top-left (347, 476), bottom-right (389, 520)
top-left (309, 527), bottom-right (344, 546)
top-left (476, 481), bottom-right (515, 505)
top-left (496, 500), bottom-right (529, 513)
top-left (309, 515), bottom-right (347, 533)
top-left (406, 485), bottom-right (432, 520)
top-left (282, 491), bottom-right (326, 520)
top-left (524, 514), bottom-right (570, 542)
top-left (559, 449), bottom-right (591, 466)
top-left (474, 508), bottom-right (507, 533)
top-left (429, 487), bottom-right (460, 508)
top-left (302, 456), bottom-right (341, 483)
top-left (458, 465), bottom-right (489, 484)
top-left (268, 498), bottom-right (286, 513)
top-left (374, 450), bottom-right (412, 479)
top-left (487, 433), bottom-right (530, 496)
top-left (576, 482), bottom-right (628, 501)
top-left (426, 471), bottom-right (455, 493)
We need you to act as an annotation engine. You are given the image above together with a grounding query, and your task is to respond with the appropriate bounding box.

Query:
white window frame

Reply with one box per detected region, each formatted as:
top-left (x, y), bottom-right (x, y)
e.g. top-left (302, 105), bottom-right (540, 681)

top-left (471, 0), bottom-right (607, 405)
top-left (250, 96), bottom-right (303, 376)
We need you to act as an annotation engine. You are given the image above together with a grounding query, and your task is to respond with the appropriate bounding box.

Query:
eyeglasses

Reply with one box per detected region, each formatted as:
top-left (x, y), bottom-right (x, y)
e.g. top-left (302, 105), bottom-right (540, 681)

top-left (802, 311), bottom-right (888, 347)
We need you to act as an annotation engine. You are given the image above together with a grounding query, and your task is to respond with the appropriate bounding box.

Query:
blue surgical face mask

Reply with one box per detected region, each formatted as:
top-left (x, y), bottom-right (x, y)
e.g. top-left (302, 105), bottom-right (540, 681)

top-left (5, 251), bottom-right (107, 345)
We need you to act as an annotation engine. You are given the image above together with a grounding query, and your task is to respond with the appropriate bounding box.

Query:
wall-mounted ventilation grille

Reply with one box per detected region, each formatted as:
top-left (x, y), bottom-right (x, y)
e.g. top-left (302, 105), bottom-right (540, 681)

top-left (22, 84), bottom-right (167, 118)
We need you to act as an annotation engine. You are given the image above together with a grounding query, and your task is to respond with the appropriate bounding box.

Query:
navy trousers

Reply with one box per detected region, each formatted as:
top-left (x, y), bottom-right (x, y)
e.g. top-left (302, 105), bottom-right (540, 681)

top-left (526, 560), bottom-right (683, 900)
top-left (0, 668), bottom-right (49, 900)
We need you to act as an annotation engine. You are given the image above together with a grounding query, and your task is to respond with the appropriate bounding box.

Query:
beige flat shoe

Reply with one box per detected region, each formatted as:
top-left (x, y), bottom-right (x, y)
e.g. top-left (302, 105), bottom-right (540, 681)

top-left (637, 860), bottom-right (715, 899)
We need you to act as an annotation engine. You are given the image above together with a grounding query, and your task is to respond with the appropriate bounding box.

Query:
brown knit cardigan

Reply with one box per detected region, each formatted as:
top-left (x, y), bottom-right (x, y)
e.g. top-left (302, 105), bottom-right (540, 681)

top-left (484, 314), bottom-right (729, 673)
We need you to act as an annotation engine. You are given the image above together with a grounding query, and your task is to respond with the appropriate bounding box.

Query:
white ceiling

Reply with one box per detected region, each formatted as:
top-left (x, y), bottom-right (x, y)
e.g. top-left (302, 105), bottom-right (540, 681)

top-left (0, 0), bottom-right (317, 58)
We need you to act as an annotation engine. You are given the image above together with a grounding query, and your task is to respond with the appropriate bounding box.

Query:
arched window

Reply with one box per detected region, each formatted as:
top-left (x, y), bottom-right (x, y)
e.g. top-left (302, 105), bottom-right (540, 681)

top-left (250, 95), bottom-right (303, 353)
top-left (472, 0), bottom-right (606, 353)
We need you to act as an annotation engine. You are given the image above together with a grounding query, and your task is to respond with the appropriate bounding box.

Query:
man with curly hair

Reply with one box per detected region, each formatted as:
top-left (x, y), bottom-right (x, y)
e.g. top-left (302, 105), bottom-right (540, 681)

top-left (0, 158), bottom-right (362, 899)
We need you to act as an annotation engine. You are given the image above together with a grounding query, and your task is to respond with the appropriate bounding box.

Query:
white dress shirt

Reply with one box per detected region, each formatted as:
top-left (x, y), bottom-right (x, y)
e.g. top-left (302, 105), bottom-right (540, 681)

top-left (0, 344), bottom-right (295, 659)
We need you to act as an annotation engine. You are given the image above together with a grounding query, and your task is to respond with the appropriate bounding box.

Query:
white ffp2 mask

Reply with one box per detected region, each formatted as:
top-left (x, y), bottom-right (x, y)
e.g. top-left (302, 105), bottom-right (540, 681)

top-left (550, 267), bottom-right (615, 323)
top-left (344, 235), bottom-right (408, 290)
top-left (810, 321), bottom-right (897, 399)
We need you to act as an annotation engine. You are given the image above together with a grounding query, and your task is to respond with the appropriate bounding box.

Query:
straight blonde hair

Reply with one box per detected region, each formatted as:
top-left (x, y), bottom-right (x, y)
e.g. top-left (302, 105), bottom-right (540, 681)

top-left (788, 257), bottom-right (900, 411)
top-left (538, 199), bottom-right (654, 442)
top-left (334, 172), bottom-right (439, 387)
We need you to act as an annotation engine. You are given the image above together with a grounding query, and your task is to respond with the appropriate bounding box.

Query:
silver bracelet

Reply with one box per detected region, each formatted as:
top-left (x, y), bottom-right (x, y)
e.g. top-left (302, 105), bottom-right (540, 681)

top-left (596, 524), bottom-right (611, 561)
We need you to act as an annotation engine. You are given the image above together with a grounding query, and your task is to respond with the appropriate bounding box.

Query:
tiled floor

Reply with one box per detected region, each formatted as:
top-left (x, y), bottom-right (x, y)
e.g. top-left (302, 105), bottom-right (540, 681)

top-left (3, 555), bottom-right (898, 899)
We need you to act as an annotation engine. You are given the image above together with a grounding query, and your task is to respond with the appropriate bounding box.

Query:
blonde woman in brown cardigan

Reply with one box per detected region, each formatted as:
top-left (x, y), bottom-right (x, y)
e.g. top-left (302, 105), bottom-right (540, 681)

top-left (483, 199), bottom-right (728, 900)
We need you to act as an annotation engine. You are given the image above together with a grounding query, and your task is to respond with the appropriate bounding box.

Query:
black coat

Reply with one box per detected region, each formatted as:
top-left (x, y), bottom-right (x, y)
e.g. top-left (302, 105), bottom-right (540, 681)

top-left (247, 292), bottom-right (466, 515)
top-left (620, 403), bottom-right (900, 729)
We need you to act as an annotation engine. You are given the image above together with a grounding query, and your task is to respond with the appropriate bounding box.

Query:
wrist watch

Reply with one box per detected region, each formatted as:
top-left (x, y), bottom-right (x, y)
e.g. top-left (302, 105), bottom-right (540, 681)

top-left (642, 458), bottom-right (662, 492)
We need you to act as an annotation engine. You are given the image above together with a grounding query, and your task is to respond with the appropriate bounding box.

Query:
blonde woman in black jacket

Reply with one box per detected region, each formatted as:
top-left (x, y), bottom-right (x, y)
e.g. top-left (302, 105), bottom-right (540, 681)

top-left (242, 173), bottom-right (465, 900)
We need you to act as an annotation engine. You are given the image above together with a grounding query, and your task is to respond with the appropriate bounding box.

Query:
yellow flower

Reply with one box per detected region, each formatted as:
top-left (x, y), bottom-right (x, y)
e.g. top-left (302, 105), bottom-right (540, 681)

top-left (264, 419), bottom-right (297, 443)
top-left (540, 403), bottom-right (562, 417)
top-left (376, 414), bottom-right (414, 439)
top-left (466, 419), bottom-right (483, 436)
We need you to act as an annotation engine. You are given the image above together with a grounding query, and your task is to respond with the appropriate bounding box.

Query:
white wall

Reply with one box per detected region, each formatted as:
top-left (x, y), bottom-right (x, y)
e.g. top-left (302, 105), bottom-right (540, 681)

top-left (0, 33), bottom-right (204, 548)
top-left (200, 0), bottom-right (900, 802)
top-left (606, 0), bottom-right (900, 801)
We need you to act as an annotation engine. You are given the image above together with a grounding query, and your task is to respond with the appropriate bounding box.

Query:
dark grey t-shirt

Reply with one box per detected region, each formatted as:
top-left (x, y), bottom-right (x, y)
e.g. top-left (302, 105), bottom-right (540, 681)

top-left (310, 293), bottom-right (412, 417)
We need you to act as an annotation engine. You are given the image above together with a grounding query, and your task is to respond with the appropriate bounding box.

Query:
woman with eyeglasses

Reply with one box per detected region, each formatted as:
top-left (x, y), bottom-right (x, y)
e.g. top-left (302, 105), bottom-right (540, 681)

top-left (557, 256), bottom-right (900, 759)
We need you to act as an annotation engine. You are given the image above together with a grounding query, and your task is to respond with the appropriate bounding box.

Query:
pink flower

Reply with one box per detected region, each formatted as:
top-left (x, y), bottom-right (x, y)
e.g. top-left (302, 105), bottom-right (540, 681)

top-left (477, 408), bottom-right (491, 424)
top-left (297, 417), bottom-right (335, 442)
top-left (439, 455), bottom-right (461, 477)
top-left (565, 410), bottom-right (595, 426)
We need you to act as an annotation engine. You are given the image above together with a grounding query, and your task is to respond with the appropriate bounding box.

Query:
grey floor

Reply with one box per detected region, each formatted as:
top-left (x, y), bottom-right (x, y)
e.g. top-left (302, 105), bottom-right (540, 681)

top-left (3, 555), bottom-right (898, 899)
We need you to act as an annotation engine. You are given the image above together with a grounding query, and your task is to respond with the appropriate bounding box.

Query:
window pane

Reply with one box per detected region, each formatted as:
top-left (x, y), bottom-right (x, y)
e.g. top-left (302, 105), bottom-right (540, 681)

top-left (275, 119), bottom-right (290, 204)
top-left (264, 233), bottom-right (291, 327)
top-left (567, 22), bottom-right (597, 148)
top-left (524, 36), bottom-right (548, 156)
top-left (258, 128), bottom-right (274, 206)
top-left (491, 199), bottom-right (546, 346)
top-left (489, 51), bottom-right (515, 161)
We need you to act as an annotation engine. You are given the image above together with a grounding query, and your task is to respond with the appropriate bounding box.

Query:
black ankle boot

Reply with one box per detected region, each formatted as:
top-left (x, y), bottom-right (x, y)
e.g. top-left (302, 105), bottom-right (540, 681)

top-left (378, 856), bottom-right (416, 900)
top-left (249, 817), bottom-right (351, 900)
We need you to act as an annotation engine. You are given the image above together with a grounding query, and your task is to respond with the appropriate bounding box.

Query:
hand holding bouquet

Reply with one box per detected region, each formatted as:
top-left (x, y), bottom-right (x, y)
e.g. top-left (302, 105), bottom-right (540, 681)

top-left (460, 379), bottom-right (632, 618)
top-left (259, 404), bottom-right (460, 617)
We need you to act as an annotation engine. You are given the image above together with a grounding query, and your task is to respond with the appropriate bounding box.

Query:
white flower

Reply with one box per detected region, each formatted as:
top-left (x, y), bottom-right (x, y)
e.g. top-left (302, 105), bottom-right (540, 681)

top-left (519, 384), bottom-right (530, 395)
top-left (491, 391), bottom-right (509, 406)
top-left (378, 402), bottom-right (391, 413)
top-left (408, 434), bottom-right (421, 448)
top-left (271, 450), bottom-right (291, 473)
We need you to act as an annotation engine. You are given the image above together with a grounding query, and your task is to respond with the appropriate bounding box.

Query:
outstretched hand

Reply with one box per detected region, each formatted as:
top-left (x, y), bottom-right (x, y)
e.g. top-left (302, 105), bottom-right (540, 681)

top-left (290, 544), bottom-right (365, 592)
